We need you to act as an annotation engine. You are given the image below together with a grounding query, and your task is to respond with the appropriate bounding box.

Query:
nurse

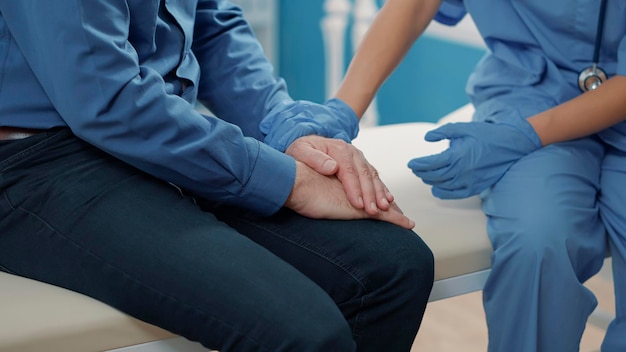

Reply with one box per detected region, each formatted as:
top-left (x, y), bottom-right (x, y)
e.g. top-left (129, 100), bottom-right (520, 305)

top-left (335, 0), bottom-right (626, 351)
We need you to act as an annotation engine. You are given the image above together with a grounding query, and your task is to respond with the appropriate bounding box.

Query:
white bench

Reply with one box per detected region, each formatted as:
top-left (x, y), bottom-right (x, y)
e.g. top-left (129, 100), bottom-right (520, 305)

top-left (353, 103), bottom-right (491, 301)
top-left (0, 271), bottom-right (211, 352)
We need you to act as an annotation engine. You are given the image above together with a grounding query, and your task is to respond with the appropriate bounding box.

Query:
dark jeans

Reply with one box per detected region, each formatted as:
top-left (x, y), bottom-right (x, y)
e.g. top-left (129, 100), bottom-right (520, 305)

top-left (0, 129), bottom-right (434, 352)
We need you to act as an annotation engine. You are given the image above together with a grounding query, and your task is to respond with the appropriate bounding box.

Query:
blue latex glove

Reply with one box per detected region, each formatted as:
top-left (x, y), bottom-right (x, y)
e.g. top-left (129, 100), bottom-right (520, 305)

top-left (260, 98), bottom-right (359, 152)
top-left (407, 118), bottom-right (542, 199)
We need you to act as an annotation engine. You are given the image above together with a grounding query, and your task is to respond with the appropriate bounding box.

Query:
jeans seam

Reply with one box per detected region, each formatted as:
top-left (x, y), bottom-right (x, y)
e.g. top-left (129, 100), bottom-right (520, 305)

top-left (6, 193), bottom-right (273, 352)
top-left (352, 295), bottom-right (367, 342)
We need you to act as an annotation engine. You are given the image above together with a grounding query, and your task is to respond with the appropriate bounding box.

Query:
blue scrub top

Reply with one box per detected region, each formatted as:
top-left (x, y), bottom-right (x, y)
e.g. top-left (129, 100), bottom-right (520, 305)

top-left (0, 0), bottom-right (296, 215)
top-left (437, 0), bottom-right (626, 149)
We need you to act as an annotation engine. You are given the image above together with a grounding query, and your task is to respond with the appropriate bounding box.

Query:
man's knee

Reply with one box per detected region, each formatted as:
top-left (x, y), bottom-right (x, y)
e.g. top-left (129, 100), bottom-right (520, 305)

top-left (369, 226), bottom-right (434, 301)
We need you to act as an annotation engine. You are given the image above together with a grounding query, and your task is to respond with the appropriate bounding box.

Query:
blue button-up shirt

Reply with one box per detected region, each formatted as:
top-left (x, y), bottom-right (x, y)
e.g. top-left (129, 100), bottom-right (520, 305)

top-left (437, 0), bottom-right (626, 149)
top-left (0, 0), bottom-right (296, 215)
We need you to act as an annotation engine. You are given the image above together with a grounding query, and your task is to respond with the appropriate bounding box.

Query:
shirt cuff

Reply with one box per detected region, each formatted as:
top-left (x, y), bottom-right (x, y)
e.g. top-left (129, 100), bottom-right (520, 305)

top-left (240, 140), bottom-right (296, 216)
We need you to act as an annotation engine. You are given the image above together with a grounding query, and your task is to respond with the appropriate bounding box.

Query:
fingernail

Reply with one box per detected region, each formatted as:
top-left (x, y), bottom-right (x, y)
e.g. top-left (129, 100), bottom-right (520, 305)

top-left (381, 197), bottom-right (389, 207)
top-left (323, 159), bottom-right (337, 172)
top-left (370, 202), bottom-right (377, 212)
top-left (358, 196), bottom-right (364, 207)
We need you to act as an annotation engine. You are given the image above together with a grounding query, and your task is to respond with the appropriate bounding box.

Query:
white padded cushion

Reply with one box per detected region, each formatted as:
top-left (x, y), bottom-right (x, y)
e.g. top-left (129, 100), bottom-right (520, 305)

top-left (352, 104), bottom-right (491, 281)
top-left (0, 271), bottom-right (174, 352)
top-left (436, 102), bottom-right (475, 124)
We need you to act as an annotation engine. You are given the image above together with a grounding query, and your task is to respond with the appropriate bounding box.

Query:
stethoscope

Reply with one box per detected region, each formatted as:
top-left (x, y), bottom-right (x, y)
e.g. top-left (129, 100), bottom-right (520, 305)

top-left (578, 0), bottom-right (608, 92)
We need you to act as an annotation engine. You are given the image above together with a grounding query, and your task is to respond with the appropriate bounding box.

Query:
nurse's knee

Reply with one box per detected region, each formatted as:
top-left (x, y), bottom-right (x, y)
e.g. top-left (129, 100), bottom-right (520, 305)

top-left (490, 206), bottom-right (584, 259)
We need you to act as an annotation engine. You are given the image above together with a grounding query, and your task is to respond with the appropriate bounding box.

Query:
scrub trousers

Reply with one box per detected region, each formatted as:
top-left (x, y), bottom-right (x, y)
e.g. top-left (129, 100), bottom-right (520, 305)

top-left (480, 133), bottom-right (626, 352)
top-left (0, 129), bottom-right (434, 352)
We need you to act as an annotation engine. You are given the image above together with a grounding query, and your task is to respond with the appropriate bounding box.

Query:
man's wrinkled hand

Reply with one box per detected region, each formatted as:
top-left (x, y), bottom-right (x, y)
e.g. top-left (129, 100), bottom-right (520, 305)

top-left (286, 135), bottom-right (394, 215)
top-left (285, 161), bottom-right (415, 229)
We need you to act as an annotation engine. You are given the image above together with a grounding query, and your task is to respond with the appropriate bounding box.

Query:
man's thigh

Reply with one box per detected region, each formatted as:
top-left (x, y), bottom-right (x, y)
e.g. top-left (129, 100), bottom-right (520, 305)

top-left (0, 130), bottom-right (352, 350)
top-left (212, 205), bottom-right (433, 319)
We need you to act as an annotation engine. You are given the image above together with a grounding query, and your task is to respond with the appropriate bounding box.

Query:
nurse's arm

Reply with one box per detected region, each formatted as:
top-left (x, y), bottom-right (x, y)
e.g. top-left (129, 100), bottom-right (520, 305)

top-left (334, 0), bottom-right (442, 118)
top-left (528, 75), bottom-right (626, 146)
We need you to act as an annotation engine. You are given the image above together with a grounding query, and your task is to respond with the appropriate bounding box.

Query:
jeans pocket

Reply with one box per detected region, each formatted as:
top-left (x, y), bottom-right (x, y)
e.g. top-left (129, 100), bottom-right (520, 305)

top-left (0, 129), bottom-right (67, 173)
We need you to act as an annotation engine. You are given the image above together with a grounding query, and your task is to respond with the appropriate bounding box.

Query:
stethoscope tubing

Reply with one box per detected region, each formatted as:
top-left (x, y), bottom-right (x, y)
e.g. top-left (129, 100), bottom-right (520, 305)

top-left (593, 0), bottom-right (608, 64)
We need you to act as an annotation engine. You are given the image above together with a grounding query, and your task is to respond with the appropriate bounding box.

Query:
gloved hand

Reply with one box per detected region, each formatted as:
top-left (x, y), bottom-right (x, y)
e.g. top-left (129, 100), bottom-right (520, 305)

top-left (260, 98), bottom-right (359, 152)
top-left (407, 118), bottom-right (542, 199)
